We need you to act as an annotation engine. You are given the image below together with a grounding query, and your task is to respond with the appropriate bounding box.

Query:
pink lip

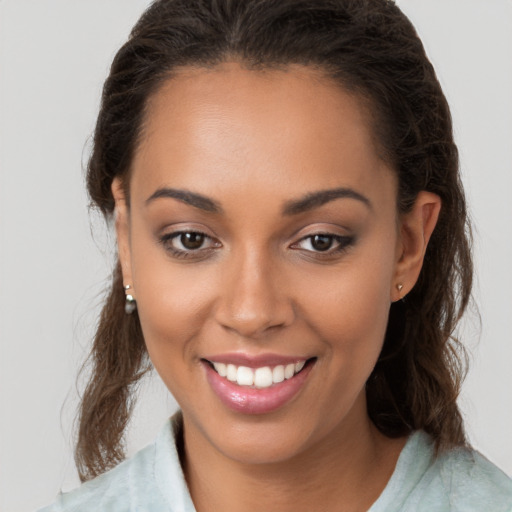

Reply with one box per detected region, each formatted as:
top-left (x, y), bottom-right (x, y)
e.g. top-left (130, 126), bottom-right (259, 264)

top-left (204, 352), bottom-right (308, 368)
top-left (203, 359), bottom-right (315, 415)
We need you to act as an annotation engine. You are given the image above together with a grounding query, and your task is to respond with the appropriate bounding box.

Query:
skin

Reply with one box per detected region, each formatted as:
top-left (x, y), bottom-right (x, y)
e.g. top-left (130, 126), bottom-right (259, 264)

top-left (113, 62), bottom-right (440, 512)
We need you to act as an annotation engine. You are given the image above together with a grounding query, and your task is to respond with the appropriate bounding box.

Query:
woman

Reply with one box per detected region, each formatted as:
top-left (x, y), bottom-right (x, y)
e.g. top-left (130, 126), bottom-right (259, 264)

top-left (39, 0), bottom-right (512, 510)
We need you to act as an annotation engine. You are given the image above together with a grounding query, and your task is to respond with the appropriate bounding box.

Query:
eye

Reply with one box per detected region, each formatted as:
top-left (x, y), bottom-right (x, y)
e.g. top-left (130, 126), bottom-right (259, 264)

top-left (292, 233), bottom-right (354, 254)
top-left (160, 230), bottom-right (220, 258)
top-left (174, 232), bottom-right (207, 250)
top-left (305, 234), bottom-right (336, 252)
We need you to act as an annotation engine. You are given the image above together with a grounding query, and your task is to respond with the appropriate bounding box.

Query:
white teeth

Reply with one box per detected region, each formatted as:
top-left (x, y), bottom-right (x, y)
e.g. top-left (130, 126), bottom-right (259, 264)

top-left (212, 362), bottom-right (227, 377)
top-left (284, 363), bottom-right (295, 379)
top-left (272, 365), bottom-right (285, 384)
top-left (226, 364), bottom-right (237, 382)
top-left (254, 367), bottom-right (273, 388)
top-left (237, 366), bottom-right (254, 386)
top-left (212, 360), bottom-right (308, 387)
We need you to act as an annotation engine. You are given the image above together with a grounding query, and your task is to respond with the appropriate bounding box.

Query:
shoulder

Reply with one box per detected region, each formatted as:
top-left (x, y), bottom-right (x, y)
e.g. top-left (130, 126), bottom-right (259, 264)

top-left (36, 414), bottom-right (192, 512)
top-left (432, 443), bottom-right (512, 512)
top-left (37, 442), bottom-right (161, 512)
top-left (375, 431), bottom-right (512, 512)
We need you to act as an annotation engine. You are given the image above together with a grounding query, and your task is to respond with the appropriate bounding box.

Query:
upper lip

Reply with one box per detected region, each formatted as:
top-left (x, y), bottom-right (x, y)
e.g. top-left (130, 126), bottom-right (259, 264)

top-left (203, 353), bottom-right (312, 368)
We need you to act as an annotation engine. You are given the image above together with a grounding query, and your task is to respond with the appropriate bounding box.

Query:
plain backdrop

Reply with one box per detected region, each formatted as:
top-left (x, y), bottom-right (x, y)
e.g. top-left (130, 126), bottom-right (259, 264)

top-left (1, 1), bottom-right (511, 510)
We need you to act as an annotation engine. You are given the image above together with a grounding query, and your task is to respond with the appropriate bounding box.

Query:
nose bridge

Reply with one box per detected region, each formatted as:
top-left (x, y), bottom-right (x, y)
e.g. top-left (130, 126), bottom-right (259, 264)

top-left (215, 242), bottom-right (292, 337)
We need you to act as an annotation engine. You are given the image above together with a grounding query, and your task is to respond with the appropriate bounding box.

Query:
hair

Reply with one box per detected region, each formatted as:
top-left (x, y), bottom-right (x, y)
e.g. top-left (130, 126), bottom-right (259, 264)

top-left (76, 0), bottom-right (473, 482)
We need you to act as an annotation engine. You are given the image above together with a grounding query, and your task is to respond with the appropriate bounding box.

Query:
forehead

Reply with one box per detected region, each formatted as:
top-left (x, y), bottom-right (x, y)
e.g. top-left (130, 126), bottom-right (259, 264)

top-left (131, 62), bottom-right (394, 203)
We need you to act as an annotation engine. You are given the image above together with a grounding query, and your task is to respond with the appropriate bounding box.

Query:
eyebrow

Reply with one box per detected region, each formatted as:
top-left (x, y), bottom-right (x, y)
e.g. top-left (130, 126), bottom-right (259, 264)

top-left (145, 186), bottom-right (371, 215)
top-left (145, 187), bottom-right (223, 213)
top-left (282, 187), bottom-right (372, 215)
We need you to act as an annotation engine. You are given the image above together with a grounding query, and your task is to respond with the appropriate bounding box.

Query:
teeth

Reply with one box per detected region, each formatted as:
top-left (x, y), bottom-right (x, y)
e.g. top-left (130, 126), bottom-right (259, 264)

top-left (284, 363), bottom-right (295, 379)
top-left (213, 362), bottom-right (227, 377)
top-left (254, 367), bottom-right (273, 388)
top-left (211, 360), bottom-right (307, 388)
top-left (237, 366), bottom-right (254, 386)
top-left (272, 365), bottom-right (285, 384)
top-left (226, 364), bottom-right (237, 382)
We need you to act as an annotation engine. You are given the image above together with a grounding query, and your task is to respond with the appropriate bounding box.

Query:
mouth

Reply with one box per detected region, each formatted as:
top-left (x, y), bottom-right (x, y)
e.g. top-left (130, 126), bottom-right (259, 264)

top-left (201, 356), bottom-right (317, 414)
top-left (203, 358), bottom-right (314, 389)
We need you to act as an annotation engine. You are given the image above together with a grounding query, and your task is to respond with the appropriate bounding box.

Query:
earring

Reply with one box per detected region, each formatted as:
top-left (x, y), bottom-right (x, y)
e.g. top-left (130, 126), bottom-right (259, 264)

top-left (124, 284), bottom-right (137, 315)
top-left (395, 283), bottom-right (404, 301)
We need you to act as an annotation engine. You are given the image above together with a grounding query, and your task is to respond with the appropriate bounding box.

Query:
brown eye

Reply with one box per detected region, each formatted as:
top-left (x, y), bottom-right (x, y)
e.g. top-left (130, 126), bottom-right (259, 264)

top-left (310, 234), bottom-right (334, 252)
top-left (160, 230), bottom-right (221, 259)
top-left (292, 233), bottom-right (355, 256)
top-left (179, 232), bottom-right (205, 250)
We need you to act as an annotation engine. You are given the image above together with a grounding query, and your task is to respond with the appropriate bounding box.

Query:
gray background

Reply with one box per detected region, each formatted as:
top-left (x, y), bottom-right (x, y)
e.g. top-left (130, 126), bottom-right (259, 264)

top-left (1, 1), bottom-right (511, 510)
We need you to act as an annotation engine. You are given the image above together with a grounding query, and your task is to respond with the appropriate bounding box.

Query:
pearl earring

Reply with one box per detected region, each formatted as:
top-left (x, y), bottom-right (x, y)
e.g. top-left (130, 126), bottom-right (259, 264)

top-left (124, 284), bottom-right (137, 315)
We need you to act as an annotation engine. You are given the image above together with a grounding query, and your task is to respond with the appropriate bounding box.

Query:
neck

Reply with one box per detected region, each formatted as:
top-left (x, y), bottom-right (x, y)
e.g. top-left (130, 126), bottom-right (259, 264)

top-left (182, 400), bottom-right (406, 512)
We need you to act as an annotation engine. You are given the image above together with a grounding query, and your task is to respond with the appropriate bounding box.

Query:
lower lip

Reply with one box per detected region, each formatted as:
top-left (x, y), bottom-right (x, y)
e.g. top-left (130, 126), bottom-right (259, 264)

top-left (204, 361), bottom-right (314, 415)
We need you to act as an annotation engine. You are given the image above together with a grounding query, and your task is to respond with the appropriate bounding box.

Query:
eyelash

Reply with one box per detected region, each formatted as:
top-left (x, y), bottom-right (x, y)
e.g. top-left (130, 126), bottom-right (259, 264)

top-left (159, 231), bottom-right (355, 260)
top-left (159, 231), bottom-right (220, 259)
top-left (291, 233), bottom-right (355, 256)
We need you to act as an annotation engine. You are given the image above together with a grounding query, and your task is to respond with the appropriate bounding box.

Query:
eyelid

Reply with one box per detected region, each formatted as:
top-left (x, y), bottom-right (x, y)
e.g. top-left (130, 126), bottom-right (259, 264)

top-left (157, 223), bottom-right (355, 260)
top-left (289, 220), bottom-right (352, 236)
top-left (288, 223), bottom-right (356, 256)
top-left (157, 222), bottom-right (220, 243)
top-left (291, 233), bottom-right (353, 252)
top-left (164, 231), bottom-right (217, 247)
top-left (158, 226), bottom-right (222, 259)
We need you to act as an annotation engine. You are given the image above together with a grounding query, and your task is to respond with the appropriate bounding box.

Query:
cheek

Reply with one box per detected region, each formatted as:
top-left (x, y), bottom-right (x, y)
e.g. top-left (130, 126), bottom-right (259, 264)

top-left (135, 264), bottom-right (216, 345)
top-left (128, 229), bottom-right (220, 370)
top-left (132, 261), bottom-right (219, 403)
top-left (310, 276), bottom-right (391, 361)
top-left (299, 238), bottom-right (396, 362)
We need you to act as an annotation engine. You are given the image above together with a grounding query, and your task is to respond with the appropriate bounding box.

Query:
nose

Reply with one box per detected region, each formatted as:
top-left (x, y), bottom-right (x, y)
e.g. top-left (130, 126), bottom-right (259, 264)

top-left (214, 248), bottom-right (295, 339)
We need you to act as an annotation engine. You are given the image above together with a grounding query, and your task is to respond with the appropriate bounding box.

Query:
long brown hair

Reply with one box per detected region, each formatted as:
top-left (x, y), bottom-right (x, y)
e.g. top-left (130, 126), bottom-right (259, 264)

top-left (76, 0), bottom-right (473, 482)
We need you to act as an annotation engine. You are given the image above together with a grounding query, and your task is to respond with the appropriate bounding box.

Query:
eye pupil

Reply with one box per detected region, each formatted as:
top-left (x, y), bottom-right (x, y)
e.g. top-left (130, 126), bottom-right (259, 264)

top-left (180, 232), bottom-right (205, 250)
top-left (311, 234), bottom-right (333, 251)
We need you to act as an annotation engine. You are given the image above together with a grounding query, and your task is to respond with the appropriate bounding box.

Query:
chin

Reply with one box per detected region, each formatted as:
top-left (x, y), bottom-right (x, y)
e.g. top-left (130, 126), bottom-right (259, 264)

top-left (211, 423), bottom-right (317, 466)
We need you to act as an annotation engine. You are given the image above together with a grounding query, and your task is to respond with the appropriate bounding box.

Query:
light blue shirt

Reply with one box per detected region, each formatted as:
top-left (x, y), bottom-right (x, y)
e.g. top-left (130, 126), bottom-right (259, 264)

top-left (38, 414), bottom-right (512, 511)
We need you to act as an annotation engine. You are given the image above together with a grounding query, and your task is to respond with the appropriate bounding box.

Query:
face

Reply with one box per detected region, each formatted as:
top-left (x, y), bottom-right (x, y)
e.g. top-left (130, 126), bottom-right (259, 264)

top-left (114, 63), bottom-right (428, 466)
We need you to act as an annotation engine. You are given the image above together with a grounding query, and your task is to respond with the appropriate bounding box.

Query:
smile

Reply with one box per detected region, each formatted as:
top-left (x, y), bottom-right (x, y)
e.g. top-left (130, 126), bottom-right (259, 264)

top-left (209, 361), bottom-right (306, 388)
top-left (203, 356), bottom-right (316, 414)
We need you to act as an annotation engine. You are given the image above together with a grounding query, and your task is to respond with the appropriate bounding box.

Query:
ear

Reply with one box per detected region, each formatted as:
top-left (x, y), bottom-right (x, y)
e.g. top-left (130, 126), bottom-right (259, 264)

top-left (392, 191), bottom-right (441, 302)
top-left (112, 177), bottom-right (134, 296)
